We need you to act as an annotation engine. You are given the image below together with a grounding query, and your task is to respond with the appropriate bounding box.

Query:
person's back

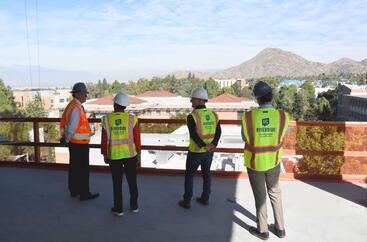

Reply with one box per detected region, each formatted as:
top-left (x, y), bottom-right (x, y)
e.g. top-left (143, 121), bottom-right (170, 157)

top-left (179, 87), bottom-right (221, 209)
top-left (101, 91), bottom-right (141, 217)
top-left (242, 107), bottom-right (289, 171)
top-left (241, 81), bottom-right (289, 240)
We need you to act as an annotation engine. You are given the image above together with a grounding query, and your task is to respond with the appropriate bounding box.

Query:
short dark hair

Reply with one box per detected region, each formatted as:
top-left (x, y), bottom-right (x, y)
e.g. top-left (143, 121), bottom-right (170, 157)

top-left (114, 103), bottom-right (126, 110)
top-left (257, 92), bottom-right (273, 104)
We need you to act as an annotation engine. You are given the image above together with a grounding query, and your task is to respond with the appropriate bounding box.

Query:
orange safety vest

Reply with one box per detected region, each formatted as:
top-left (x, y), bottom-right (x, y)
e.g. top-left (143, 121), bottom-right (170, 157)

top-left (60, 99), bottom-right (91, 144)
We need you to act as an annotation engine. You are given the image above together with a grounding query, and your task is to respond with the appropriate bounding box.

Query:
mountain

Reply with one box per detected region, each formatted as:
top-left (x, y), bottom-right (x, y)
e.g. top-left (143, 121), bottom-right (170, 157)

top-left (325, 58), bottom-right (367, 74)
top-left (166, 70), bottom-right (213, 79)
top-left (213, 48), bottom-right (325, 79)
top-left (169, 48), bottom-right (367, 80)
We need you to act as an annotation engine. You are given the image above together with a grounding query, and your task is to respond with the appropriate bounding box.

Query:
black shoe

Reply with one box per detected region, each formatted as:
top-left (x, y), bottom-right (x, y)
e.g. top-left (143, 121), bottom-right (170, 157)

top-left (111, 207), bottom-right (124, 216)
top-left (249, 226), bottom-right (269, 240)
top-left (178, 200), bottom-right (191, 209)
top-left (196, 197), bottom-right (209, 205)
top-left (275, 228), bottom-right (286, 238)
top-left (80, 193), bottom-right (99, 201)
top-left (70, 192), bottom-right (79, 198)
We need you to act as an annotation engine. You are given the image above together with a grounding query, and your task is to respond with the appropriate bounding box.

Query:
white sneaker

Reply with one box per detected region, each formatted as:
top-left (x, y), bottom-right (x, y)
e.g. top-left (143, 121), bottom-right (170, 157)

top-left (131, 208), bottom-right (139, 213)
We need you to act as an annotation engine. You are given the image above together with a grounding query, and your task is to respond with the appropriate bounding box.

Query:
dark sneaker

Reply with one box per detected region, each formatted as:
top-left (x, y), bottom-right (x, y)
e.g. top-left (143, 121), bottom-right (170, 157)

top-left (80, 193), bottom-right (99, 201)
top-left (196, 197), bottom-right (209, 205)
top-left (178, 200), bottom-right (191, 209)
top-left (275, 228), bottom-right (286, 238)
top-left (249, 226), bottom-right (269, 240)
top-left (111, 207), bottom-right (124, 217)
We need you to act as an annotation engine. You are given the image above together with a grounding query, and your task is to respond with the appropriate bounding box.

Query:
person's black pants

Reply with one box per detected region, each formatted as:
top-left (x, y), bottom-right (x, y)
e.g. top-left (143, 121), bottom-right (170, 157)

top-left (109, 156), bottom-right (138, 212)
top-left (68, 143), bottom-right (90, 197)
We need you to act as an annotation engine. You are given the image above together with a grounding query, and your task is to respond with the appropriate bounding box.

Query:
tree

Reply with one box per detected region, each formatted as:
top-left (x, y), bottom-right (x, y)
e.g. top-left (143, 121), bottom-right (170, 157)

top-left (25, 92), bottom-right (47, 117)
top-left (220, 86), bottom-right (235, 95)
top-left (203, 78), bottom-right (220, 98)
top-left (315, 88), bottom-right (338, 121)
top-left (0, 80), bottom-right (29, 160)
top-left (274, 85), bottom-right (297, 114)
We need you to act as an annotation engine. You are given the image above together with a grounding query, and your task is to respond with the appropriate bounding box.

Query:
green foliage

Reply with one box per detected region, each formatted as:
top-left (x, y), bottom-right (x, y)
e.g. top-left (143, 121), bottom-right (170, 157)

top-left (220, 86), bottom-right (235, 95)
top-left (25, 92), bottom-right (47, 117)
top-left (0, 80), bottom-right (30, 159)
top-left (315, 88), bottom-right (338, 121)
top-left (203, 78), bottom-right (221, 98)
top-left (296, 126), bottom-right (345, 174)
top-left (274, 85), bottom-right (297, 114)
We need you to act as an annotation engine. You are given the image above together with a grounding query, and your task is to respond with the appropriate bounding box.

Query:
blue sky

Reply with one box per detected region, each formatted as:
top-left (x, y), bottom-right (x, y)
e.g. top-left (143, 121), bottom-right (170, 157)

top-left (0, 0), bottom-right (366, 84)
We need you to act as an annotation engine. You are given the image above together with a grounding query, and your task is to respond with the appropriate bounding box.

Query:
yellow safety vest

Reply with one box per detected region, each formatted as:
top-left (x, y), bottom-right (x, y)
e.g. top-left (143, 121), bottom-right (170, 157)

top-left (101, 112), bottom-right (138, 160)
top-left (188, 108), bottom-right (218, 153)
top-left (242, 107), bottom-right (289, 171)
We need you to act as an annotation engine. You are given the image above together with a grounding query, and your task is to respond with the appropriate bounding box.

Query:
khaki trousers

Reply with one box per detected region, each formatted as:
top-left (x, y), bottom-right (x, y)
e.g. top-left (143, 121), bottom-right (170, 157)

top-left (247, 164), bottom-right (284, 233)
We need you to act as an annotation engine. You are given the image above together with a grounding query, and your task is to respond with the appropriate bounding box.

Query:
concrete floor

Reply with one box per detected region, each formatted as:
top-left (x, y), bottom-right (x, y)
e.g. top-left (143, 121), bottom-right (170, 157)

top-left (0, 167), bottom-right (366, 242)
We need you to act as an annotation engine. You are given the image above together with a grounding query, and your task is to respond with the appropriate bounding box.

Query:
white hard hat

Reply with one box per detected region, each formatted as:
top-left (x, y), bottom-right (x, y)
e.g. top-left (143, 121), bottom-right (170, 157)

top-left (113, 92), bottom-right (129, 107)
top-left (190, 87), bottom-right (208, 101)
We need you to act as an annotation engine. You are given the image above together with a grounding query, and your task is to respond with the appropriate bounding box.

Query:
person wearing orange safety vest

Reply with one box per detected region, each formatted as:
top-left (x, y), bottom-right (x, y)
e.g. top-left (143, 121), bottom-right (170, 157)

top-left (101, 91), bottom-right (141, 217)
top-left (60, 82), bottom-right (99, 201)
top-left (242, 81), bottom-right (290, 240)
top-left (179, 87), bottom-right (221, 209)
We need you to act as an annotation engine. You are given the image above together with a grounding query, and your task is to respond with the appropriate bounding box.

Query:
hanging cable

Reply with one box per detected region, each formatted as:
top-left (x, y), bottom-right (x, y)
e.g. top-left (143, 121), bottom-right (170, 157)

top-left (35, 0), bottom-right (41, 87)
top-left (24, 0), bottom-right (33, 88)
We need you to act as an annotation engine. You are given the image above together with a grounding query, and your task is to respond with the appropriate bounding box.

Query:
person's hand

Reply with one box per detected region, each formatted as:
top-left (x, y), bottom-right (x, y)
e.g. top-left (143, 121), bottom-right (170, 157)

top-left (103, 155), bottom-right (109, 164)
top-left (59, 137), bottom-right (68, 146)
top-left (205, 144), bottom-right (216, 152)
top-left (137, 154), bottom-right (141, 166)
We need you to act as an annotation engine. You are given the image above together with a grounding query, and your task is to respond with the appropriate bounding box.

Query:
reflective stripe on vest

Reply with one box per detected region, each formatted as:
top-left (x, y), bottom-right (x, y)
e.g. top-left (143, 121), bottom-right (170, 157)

top-left (102, 113), bottom-right (137, 160)
top-left (242, 108), bottom-right (288, 171)
top-left (60, 99), bottom-right (91, 144)
top-left (188, 109), bottom-right (218, 153)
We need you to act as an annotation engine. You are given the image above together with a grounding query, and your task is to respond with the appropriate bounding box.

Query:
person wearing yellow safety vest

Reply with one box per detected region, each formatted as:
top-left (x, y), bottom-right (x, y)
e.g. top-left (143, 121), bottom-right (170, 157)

top-left (242, 81), bottom-right (290, 240)
top-left (101, 91), bottom-right (141, 217)
top-left (60, 82), bottom-right (99, 201)
top-left (179, 87), bottom-right (221, 209)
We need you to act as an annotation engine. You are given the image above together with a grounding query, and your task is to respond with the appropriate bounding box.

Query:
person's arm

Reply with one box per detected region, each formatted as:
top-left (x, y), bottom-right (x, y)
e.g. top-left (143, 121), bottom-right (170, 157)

top-left (133, 121), bottom-right (141, 153)
top-left (241, 124), bottom-right (246, 142)
top-left (101, 126), bottom-right (107, 156)
top-left (65, 108), bottom-right (80, 143)
top-left (187, 114), bottom-right (206, 148)
top-left (211, 121), bottom-right (221, 146)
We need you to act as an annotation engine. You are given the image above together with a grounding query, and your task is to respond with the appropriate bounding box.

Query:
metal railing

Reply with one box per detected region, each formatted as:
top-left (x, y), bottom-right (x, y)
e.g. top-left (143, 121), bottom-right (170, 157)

top-left (0, 117), bottom-right (366, 177)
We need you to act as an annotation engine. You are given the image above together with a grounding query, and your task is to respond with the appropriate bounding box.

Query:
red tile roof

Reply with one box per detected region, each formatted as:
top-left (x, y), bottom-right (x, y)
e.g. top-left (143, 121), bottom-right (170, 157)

top-left (209, 93), bottom-right (250, 103)
top-left (137, 90), bottom-right (177, 97)
top-left (87, 95), bottom-right (146, 105)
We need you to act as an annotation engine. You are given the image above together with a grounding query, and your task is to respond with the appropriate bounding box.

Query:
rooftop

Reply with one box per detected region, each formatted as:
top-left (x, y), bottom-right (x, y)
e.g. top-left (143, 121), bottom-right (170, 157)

top-left (87, 95), bottom-right (146, 105)
top-left (209, 93), bottom-right (249, 103)
top-left (137, 90), bottom-right (177, 97)
top-left (0, 166), bottom-right (366, 242)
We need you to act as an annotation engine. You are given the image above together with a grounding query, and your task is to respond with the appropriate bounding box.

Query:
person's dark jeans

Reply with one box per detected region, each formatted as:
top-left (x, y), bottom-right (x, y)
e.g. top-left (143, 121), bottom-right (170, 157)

top-left (109, 156), bottom-right (138, 212)
top-left (183, 151), bottom-right (214, 202)
top-left (68, 143), bottom-right (90, 196)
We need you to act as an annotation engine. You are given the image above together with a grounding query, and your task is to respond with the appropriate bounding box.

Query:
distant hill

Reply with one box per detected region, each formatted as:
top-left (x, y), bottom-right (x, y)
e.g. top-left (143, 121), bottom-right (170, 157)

top-left (167, 70), bottom-right (213, 79)
top-left (169, 48), bottom-right (367, 79)
top-left (325, 58), bottom-right (367, 74)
